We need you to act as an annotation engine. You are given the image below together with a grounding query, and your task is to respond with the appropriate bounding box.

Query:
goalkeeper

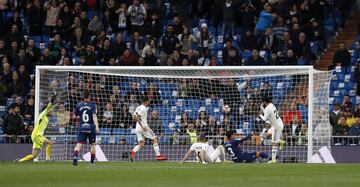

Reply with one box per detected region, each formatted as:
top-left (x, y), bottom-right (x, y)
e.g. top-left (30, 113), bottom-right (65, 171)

top-left (15, 92), bottom-right (57, 162)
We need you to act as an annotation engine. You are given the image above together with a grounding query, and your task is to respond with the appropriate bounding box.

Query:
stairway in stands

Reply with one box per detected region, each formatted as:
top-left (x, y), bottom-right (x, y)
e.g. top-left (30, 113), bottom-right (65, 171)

top-left (316, 12), bottom-right (359, 70)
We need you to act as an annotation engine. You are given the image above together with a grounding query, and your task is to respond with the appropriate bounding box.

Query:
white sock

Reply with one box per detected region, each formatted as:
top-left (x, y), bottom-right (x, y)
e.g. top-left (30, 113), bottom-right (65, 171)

top-left (132, 145), bottom-right (141, 153)
top-left (153, 144), bottom-right (160, 156)
top-left (272, 146), bottom-right (278, 161)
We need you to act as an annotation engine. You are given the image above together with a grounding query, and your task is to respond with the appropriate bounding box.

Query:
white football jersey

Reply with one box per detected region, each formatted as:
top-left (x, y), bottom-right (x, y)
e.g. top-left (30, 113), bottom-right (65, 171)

top-left (260, 103), bottom-right (284, 128)
top-left (190, 142), bottom-right (209, 160)
top-left (134, 105), bottom-right (149, 130)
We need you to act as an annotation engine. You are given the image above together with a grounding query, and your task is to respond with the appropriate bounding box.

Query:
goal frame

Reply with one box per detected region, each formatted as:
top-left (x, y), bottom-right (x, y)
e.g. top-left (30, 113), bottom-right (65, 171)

top-left (35, 66), bottom-right (316, 162)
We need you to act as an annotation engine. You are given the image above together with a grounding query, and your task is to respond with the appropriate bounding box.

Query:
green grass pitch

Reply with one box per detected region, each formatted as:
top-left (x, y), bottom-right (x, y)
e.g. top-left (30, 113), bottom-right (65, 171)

top-left (0, 162), bottom-right (359, 187)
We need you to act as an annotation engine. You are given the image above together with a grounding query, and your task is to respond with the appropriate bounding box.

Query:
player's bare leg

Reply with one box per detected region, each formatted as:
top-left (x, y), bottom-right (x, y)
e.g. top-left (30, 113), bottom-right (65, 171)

top-left (131, 141), bottom-right (144, 162)
top-left (44, 138), bottom-right (53, 161)
top-left (16, 148), bottom-right (40, 162)
top-left (268, 142), bottom-right (279, 163)
top-left (153, 137), bottom-right (167, 161)
top-left (89, 143), bottom-right (96, 165)
top-left (73, 143), bottom-right (83, 166)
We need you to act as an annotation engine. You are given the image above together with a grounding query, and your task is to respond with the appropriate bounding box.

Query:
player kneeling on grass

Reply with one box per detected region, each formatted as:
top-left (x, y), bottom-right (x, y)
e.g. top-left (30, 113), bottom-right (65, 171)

top-left (224, 130), bottom-right (269, 163)
top-left (181, 133), bottom-right (226, 164)
top-left (131, 97), bottom-right (167, 161)
top-left (16, 92), bottom-right (57, 162)
top-left (72, 90), bottom-right (100, 166)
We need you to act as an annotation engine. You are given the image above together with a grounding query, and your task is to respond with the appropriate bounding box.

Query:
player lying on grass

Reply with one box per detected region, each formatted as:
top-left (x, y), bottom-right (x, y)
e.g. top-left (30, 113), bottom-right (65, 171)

top-left (15, 92), bottom-right (57, 162)
top-left (224, 130), bottom-right (269, 163)
top-left (130, 96), bottom-right (167, 161)
top-left (259, 96), bottom-right (285, 163)
top-left (181, 133), bottom-right (226, 164)
top-left (72, 90), bottom-right (100, 166)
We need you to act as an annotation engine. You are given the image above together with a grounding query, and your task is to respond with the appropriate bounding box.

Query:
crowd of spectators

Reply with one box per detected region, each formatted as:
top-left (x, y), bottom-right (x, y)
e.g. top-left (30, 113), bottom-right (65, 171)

top-left (0, 0), bottom-right (358, 145)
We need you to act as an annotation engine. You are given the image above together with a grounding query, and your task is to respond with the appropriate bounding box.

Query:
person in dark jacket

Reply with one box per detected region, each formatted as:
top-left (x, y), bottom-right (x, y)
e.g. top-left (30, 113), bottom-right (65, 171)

top-left (2, 103), bottom-right (23, 143)
top-left (332, 42), bottom-right (351, 67)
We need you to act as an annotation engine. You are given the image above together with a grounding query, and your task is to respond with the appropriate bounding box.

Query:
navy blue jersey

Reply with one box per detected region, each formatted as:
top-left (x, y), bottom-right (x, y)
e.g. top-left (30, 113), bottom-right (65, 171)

top-left (224, 135), bottom-right (251, 161)
top-left (74, 101), bottom-right (97, 132)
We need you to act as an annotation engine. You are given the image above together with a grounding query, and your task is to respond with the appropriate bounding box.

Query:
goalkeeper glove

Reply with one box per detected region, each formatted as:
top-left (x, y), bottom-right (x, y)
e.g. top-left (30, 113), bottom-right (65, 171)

top-left (51, 91), bottom-right (57, 103)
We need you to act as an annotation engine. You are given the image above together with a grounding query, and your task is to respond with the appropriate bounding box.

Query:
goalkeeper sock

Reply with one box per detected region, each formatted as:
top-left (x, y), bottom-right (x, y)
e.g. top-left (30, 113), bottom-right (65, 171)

top-left (90, 154), bottom-right (95, 164)
top-left (132, 145), bottom-right (141, 153)
top-left (46, 144), bottom-right (52, 161)
top-left (271, 146), bottom-right (278, 161)
top-left (259, 152), bottom-right (269, 158)
top-left (19, 155), bottom-right (34, 162)
top-left (153, 143), bottom-right (160, 156)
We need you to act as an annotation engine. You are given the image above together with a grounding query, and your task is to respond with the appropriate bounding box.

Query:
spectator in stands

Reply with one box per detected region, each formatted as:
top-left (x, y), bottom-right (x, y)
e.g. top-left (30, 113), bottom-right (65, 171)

top-left (222, 0), bottom-right (235, 37)
top-left (294, 32), bottom-right (313, 65)
top-left (283, 102), bottom-right (302, 144)
top-left (355, 104), bottom-right (360, 118)
top-left (332, 42), bottom-right (351, 68)
top-left (115, 3), bottom-right (128, 36)
top-left (196, 111), bottom-right (209, 134)
top-left (341, 95), bottom-right (354, 112)
top-left (243, 98), bottom-right (258, 118)
top-left (159, 25), bottom-right (180, 65)
top-left (39, 48), bottom-right (55, 65)
top-left (44, 0), bottom-right (63, 35)
top-left (7, 41), bottom-right (19, 63)
top-left (112, 34), bottom-right (127, 59)
top-left (26, 0), bottom-right (43, 36)
top-left (196, 23), bottom-right (214, 57)
top-left (13, 48), bottom-right (31, 71)
top-left (82, 44), bottom-right (96, 66)
top-left (102, 103), bottom-right (118, 128)
top-left (149, 110), bottom-right (163, 136)
top-left (240, 29), bottom-right (257, 51)
top-left (241, 4), bottom-right (256, 32)
top-left (268, 52), bottom-right (283, 65)
top-left (0, 39), bottom-right (6, 58)
top-left (260, 81), bottom-right (273, 99)
top-left (345, 109), bottom-right (356, 127)
top-left (255, 3), bottom-right (274, 35)
top-left (186, 121), bottom-right (197, 144)
top-left (335, 116), bottom-right (349, 136)
top-left (118, 103), bottom-right (133, 129)
top-left (172, 15), bottom-right (183, 36)
top-left (272, 16), bottom-right (288, 40)
top-left (15, 96), bottom-right (25, 116)
top-left (129, 31), bottom-right (146, 56)
top-left (87, 15), bottom-right (104, 36)
top-left (245, 49), bottom-right (265, 66)
top-left (208, 116), bottom-right (219, 136)
top-left (7, 71), bottom-right (25, 98)
top-left (48, 34), bottom-right (65, 62)
top-left (279, 31), bottom-right (294, 57)
top-left (222, 39), bottom-right (239, 66)
top-left (222, 115), bottom-right (234, 131)
top-left (144, 83), bottom-right (161, 106)
top-left (127, 0), bottom-right (147, 35)
top-left (6, 25), bottom-right (25, 48)
top-left (180, 112), bottom-right (191, 134)
top-left (25, 39), bottom-right (41, 66)
top-left (178, 25), bottom-right (197, 56)
top-left (119, 49), bottom-right (138, 66)
top-left (98, 38), bottom-right (114, 65)
top-left (283, 49), bottom-right (297, 65)
top-left (354, 62), bottom-right (360, 96)
top-left (349, 117), bottom-right (360, 136)
top-left (8, 10), bottom-right (23, 34)
top-left (258, 27), bottom-right (280, 52)
top-left (56, 103), bottom-right (70, 128)
top-left (145, 12), bottom-right (161, 39)
top-left (2, 103), bottom-right (23, 143)
top-left (23, 98), bottom-right (34, 126)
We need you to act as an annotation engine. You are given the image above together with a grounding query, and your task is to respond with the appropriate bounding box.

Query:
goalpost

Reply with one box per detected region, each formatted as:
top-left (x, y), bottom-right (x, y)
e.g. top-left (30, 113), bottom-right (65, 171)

top-left (34, 66), bottom-right (332, 163)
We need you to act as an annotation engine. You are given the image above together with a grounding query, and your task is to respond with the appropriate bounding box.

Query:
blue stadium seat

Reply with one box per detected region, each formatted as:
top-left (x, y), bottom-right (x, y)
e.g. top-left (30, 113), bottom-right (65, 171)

top-left (99, 128), bottom-right (111, 144)
top-left (125, 135), bottom-right (137, 145)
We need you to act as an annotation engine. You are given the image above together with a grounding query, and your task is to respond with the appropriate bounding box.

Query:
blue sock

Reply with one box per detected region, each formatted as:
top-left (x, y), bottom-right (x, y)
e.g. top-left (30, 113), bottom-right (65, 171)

top-left (259, 152), bottom-right (269, 158)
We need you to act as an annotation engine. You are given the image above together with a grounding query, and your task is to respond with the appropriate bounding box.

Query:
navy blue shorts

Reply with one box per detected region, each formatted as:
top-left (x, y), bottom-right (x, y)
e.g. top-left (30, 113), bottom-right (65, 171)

top-left (233, 152), bottom-right (257, 163)
top-left (77, 130), bottom-right (96, 144)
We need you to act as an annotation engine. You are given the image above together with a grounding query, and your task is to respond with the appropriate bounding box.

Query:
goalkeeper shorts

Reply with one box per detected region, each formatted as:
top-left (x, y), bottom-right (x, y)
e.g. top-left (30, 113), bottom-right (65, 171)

top-left (31, 134), bottom-right (45, 149)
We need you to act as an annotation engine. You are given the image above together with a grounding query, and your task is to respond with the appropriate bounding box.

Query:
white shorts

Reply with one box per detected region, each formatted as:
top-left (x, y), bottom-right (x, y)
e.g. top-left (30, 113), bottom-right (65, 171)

top-left (136, 127), bottom-right (157, 142)
top-left (271, 125), bottom-right (283, 143)
top-left (205, 146), bottom-right (224, 163)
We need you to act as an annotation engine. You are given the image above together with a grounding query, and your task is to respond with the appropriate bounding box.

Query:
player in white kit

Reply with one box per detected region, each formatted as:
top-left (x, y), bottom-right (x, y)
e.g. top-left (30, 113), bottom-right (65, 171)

top-left (181, 133), bottom-right (226, 164)
top-left (259, 96), bottom-right (284, 163)
top-left (130, 97), bottom-right (167, 161)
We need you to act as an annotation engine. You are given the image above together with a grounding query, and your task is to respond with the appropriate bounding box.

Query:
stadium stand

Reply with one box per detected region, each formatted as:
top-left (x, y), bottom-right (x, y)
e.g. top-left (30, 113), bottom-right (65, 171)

top-left (0, 0), bottom-right (359, 146)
